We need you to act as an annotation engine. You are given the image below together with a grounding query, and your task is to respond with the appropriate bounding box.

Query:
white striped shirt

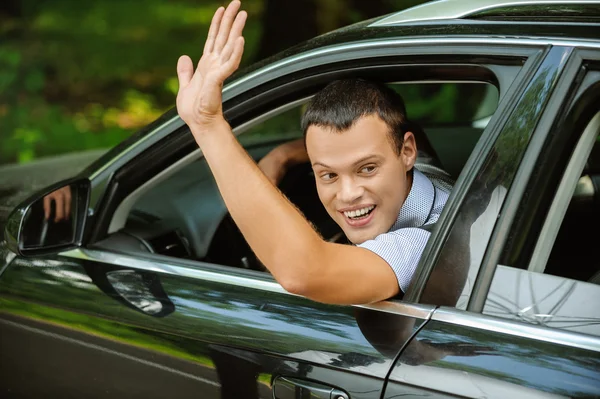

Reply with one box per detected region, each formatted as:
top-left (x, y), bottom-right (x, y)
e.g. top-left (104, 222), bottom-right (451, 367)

top-left (358, 166), bottom-right (453, 293)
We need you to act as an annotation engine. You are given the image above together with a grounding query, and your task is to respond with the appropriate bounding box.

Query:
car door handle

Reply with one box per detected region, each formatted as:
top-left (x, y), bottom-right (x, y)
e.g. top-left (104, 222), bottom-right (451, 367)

top-left (273, 376), bottom-right (349, 399)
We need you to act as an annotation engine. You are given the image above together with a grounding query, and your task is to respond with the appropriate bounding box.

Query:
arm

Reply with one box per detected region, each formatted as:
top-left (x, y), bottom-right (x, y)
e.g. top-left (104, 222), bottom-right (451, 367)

top-left (176, 1), bottom-right (399, 304)
top-left (258, 138), bottom-right (308, 185)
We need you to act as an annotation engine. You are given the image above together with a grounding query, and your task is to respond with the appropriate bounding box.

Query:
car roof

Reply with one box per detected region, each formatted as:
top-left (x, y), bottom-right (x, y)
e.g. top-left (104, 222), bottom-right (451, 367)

top-left (231, 0), bottom-right (600, 82)
top-left (372, 0), bottom-right (600, 26)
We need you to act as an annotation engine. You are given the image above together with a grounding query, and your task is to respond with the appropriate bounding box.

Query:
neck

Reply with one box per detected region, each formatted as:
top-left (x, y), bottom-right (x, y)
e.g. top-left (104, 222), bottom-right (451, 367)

top-left (405, 169), bottom-right (414, 198)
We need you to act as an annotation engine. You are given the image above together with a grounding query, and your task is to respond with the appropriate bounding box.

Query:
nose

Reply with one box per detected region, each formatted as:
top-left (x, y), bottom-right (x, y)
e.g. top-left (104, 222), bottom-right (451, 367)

top-left (337, 176), bottom-right (364, 204)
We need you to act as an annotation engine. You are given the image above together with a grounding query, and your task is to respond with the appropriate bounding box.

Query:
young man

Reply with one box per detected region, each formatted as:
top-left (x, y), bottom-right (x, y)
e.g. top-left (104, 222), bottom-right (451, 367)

top-left (176, 1), bottom-right (452, 304)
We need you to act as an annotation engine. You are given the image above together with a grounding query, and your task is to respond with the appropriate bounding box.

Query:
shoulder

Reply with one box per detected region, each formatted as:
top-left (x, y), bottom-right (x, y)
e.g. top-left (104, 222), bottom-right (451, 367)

top-left (415, 163), bottom-right (454, 194)
top-left (358, 227), bottom-right (431, 293)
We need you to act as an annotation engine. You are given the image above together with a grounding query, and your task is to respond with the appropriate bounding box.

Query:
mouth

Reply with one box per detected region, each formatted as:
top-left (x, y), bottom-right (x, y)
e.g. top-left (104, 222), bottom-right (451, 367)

top-left (340, 205), bottom-right (376, 227)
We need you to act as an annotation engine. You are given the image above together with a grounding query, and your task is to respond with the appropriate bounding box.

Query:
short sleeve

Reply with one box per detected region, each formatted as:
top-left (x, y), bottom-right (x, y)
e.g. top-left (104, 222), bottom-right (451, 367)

top-left (358, 228), bottom-right (431, 293)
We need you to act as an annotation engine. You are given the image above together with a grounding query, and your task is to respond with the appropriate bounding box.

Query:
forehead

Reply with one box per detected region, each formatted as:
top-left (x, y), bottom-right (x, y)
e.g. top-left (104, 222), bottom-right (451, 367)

top-left (306, 115), bottom-right (396, 167)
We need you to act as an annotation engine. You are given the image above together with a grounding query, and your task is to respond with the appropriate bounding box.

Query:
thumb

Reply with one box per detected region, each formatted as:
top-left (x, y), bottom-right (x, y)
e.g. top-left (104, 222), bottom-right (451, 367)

top-left (177, 55), bottom-right (194, 90)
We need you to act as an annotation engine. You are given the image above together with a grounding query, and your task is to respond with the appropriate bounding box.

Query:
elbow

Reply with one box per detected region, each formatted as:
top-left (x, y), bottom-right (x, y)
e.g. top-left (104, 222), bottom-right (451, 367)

top-left (280, 275), bottom-right (343, 304)
top-left (279, 275), bottom-right (311, 297)
top-left (274, 240), bottom-right (328, 298)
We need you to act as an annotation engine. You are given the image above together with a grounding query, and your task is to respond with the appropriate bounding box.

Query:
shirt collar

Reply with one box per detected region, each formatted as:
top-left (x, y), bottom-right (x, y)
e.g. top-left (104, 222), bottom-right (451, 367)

top-left (391, 168), bottom-right (435, 230)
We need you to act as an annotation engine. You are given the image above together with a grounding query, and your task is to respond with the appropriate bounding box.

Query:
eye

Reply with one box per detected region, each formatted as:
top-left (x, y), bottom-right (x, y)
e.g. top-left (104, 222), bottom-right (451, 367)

top-left (320, 172), bottom-right (337, 181)
top-left (360, 165), bottom-right (377, 174)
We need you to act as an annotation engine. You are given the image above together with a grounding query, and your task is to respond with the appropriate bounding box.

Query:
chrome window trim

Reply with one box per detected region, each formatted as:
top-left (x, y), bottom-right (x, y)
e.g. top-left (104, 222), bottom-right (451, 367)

top-left (371, 0), bottom-right (600, 27)
top-left (87, 37), bottom-right (597, 189)
top-left (432, 306), bottom-right (600, 352)
top-left (529, 110), bottom-right (600, 273)
top-left (107, 97), bottom-right (310, 234)
top-left (61, 248), bottom-right (435, 319)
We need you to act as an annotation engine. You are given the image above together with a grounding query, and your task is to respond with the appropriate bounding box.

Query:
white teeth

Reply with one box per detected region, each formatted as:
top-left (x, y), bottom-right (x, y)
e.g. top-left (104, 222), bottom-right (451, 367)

top-left (344, 206), bottom-right (375, 218)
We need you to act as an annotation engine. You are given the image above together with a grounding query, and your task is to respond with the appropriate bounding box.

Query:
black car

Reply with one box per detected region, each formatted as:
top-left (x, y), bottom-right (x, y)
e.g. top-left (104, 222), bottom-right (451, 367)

top-left (1, 1), bottom-right (600, 398)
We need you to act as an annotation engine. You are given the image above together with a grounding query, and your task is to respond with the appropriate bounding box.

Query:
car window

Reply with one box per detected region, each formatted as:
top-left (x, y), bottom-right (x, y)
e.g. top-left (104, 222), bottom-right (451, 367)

top-left (243, 82), bottom-right (499, 179)
top-left (483, 109), bottom-right (600, 338)
top-left (123, 112), bottom-right (302, 269)
top-left (100, 78), bottom-right (501, 284)
top-left (398, 82), bottom-right (498, 178)
top-left (241, 103), bottom-right (305, 142)
top-left (391, 82), bottom-right (498, 126)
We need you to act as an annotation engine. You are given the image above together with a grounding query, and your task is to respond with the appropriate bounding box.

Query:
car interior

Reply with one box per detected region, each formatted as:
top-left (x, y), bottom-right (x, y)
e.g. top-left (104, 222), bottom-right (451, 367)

top-left (545, 126), bottom-right (600, 284)
top-left (94, 80), bottom-right (500, 274)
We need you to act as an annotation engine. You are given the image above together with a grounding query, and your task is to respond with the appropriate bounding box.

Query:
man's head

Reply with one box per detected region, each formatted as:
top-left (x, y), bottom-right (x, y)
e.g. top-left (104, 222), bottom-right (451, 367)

top-left (302, 79), bottom-right (418, 244)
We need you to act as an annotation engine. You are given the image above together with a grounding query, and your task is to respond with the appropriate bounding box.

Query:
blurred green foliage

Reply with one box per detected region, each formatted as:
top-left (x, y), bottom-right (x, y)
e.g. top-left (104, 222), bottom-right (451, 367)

top-left (0, 0), bottom-right (432, 166)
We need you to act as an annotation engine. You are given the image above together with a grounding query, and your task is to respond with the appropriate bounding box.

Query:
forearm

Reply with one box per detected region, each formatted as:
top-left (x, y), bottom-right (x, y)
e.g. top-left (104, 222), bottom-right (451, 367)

top-left (279, 138), bottom-right (309, 167)
top-left (192, 121), bottom-right (325, 288)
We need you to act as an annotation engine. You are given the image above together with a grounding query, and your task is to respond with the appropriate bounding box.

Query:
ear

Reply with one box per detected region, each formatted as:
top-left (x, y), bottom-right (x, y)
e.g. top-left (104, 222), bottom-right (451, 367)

top-left (401, 131), bottom-right (417, 171)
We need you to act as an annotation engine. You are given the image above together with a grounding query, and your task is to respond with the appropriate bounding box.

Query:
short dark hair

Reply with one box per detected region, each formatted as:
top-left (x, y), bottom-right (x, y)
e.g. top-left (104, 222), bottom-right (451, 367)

top-left (301, 78), bottom-right (436, 158)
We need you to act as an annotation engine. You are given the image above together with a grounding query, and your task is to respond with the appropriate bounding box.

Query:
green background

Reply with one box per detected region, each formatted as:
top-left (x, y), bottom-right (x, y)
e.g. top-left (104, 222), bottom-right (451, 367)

top-left (0, 0), bottom-right (429, 166)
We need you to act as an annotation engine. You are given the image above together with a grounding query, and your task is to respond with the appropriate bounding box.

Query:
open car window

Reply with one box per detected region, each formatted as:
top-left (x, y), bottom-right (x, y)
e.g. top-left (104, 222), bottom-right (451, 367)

top-left (96, 78), bottom-right (500, 280)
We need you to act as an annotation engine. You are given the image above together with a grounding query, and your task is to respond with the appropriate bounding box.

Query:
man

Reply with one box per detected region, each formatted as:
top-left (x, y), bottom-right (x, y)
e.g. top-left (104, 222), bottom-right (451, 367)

top-left (176, 1), bottom-right (452, 304)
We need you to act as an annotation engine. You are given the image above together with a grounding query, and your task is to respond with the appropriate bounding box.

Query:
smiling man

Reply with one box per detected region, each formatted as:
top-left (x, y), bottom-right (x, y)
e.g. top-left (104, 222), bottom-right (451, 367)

top-left (176, 1), bottom-right (452, 304)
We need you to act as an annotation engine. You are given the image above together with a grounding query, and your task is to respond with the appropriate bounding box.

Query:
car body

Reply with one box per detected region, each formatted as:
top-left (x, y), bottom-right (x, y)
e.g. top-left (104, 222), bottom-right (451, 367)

top-left (1, 1), bottom-right (600, 398)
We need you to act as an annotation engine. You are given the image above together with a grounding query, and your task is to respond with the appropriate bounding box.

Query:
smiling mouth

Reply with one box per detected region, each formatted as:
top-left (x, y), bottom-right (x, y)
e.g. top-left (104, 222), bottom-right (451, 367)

top-left (343, 205), bottom-right (376, 220)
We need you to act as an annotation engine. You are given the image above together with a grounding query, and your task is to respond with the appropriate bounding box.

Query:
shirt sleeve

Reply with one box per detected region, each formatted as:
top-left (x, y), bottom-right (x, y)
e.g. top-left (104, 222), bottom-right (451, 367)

top-left (358, 228), bottom-right (431, 293)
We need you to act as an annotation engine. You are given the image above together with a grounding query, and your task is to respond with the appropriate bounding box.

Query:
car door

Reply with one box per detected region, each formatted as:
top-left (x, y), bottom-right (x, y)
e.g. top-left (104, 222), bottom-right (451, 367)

top-left (383, 47), bottom-right (600, 398)
top-left (1, 137), bottom-right (422, 399)
top-left (0, 37), bottom-right (544, 398)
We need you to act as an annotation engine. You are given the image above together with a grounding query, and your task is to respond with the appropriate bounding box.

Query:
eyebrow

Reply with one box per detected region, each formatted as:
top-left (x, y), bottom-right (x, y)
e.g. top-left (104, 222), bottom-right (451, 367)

top-left (312, 155), bottom-right (382, 169)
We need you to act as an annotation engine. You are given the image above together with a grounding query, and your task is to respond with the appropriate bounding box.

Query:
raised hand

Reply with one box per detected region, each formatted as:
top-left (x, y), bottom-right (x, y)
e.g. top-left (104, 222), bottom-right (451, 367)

top-left (176, 1), bottom-right (247, 133)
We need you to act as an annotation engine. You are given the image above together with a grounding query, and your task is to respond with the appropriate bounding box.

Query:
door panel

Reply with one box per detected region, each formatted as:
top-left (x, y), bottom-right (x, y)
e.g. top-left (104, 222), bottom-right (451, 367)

top-left (0, 251), bottom-right (432, 398)
top-left (383, 312), bottom-right (600, 398)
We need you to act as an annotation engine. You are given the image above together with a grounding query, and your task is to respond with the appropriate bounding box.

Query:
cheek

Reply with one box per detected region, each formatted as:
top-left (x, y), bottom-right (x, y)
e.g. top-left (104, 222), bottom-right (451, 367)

top-left (316, 183), bottom-right (331, 204)
top-left (371, 169), bottom-right (406, 209)
top-left (316, 184), bottom-right (337, 211)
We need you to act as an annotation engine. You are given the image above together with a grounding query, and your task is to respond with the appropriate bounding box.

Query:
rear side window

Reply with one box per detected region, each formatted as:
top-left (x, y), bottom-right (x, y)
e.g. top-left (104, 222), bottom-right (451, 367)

top-left (484, 98), bottom-right (600, 338)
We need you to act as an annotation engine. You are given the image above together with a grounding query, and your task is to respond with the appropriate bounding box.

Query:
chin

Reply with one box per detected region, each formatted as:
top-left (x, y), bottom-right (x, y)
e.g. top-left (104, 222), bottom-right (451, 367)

top-left (345, 229), bottom-right (377, 245)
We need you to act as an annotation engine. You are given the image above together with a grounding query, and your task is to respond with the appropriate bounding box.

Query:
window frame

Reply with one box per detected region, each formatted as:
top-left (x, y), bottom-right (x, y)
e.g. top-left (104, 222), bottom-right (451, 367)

top-left (409, 45), bottom-right (559, 306)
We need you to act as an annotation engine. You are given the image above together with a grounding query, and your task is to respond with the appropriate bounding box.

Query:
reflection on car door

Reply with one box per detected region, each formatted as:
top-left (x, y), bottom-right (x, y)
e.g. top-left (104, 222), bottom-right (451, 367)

top-left (0, 249), bottom-right (434, 399)
top-left (383, 309), bottom-right (600, 398)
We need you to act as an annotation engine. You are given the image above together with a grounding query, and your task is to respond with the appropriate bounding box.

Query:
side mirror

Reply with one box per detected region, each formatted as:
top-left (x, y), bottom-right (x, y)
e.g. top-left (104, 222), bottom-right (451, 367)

top-left (4, 178), bottom-right (90, 257)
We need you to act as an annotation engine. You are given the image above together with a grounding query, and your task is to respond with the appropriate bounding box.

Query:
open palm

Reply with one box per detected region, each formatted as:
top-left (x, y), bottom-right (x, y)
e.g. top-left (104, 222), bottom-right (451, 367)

top-left (176, 1), bottom-right (247, 132)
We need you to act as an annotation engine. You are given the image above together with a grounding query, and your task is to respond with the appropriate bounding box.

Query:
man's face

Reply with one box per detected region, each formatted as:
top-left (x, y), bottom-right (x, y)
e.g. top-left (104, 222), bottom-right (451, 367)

top-left (306, 114), bottom-right (417, 245)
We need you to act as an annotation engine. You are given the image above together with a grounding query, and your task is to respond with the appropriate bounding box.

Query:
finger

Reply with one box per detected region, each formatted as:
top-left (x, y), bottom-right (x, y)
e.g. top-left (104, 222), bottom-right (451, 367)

top-left (222, 36), bottom-right (245, 77)
top-left (54, 195), bottom-right (65, 222)
top-left (204, 6), bottom-right (225, 54)
top-left (43, 196), bottom-right (51, 220)
top-left (177, 55), bottom-right (194, 90)
top-left (64, 189), bottom-right (72, 221)
top-left (220, 10), bottom-right (247, 62)
top-left (213, 0), bottom-right (241, 53)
